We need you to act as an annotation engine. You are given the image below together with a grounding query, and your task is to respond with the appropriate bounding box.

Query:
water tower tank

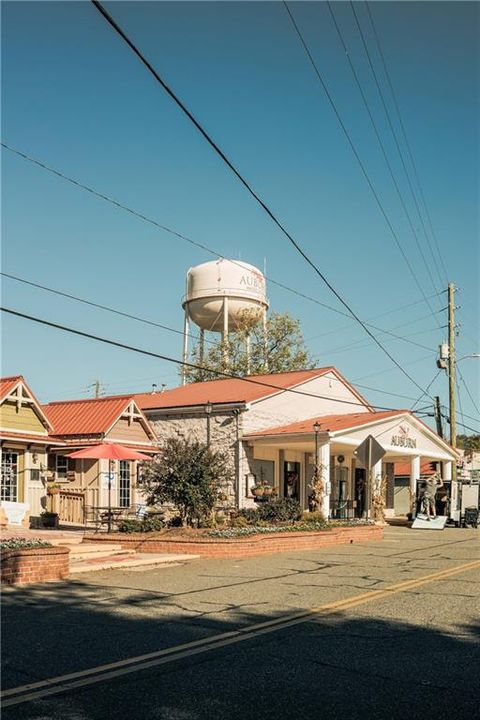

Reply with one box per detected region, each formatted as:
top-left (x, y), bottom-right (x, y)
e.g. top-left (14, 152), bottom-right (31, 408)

top-left (182, 259), bottom-right (269, 332)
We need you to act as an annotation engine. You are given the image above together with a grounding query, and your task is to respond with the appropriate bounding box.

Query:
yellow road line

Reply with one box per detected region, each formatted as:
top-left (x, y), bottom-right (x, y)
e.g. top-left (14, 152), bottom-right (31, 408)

top-left (3, 558), bottom-right (479, 708)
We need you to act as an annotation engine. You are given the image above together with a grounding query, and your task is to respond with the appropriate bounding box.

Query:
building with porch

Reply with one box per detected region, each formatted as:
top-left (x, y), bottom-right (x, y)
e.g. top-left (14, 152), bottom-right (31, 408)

top-left (0, 376), bottom-right (63, 524)
top-left (43, 396), bottom-right (159, 524)
top-left (130, 367), bottom-right (458, 519)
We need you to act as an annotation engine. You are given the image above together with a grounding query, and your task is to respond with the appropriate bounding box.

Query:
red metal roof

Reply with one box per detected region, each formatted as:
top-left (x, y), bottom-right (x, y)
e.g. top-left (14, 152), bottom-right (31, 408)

top-left (0, 376), bottom-right (23, 403)
top-left (44, 396), bottom-right (136, 436)
top-left (245, 410), bottom-right (407, 437)
top-left (131, 367), bottom-right (356, 410)
top-left (0, 430), bottom-right (64, 445)
top-left (395, 461), bottom-right (436, 476)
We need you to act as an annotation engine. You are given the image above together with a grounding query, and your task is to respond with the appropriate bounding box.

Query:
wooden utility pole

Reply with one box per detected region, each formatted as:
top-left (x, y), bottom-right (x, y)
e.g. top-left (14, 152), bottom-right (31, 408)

top-left (447, 283), bottom-right (456, 449)
top-left (94, 379), bottom-right (102, 399)
top-left (434, 396), bottom-right (443, 439)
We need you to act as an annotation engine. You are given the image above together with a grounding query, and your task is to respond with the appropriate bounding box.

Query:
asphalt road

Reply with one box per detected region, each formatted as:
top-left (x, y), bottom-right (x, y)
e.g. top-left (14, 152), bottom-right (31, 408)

top-left (2, 525), bottom-right (479, 719)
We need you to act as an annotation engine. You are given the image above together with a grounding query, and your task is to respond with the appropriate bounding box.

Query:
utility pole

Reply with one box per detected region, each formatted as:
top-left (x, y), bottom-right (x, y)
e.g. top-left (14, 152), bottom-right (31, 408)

top-left (447, 283), bottom-right (456, 449)
top-left (433, 396), bottom-right (443, 439)
top-left (94, 379), bottom-right (102, 399)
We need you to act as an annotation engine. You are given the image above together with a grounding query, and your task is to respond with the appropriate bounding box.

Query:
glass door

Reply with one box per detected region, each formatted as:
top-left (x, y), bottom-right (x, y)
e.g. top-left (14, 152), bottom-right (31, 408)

top-left (119, 460), bottom-right (131, 508)
top-left (1, 451), bottom-right (18, 502)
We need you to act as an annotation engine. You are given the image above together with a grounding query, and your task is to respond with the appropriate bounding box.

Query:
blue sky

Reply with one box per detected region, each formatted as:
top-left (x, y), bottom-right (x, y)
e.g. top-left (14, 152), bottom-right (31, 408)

top-left (1, 1), bottom-right (479, 432)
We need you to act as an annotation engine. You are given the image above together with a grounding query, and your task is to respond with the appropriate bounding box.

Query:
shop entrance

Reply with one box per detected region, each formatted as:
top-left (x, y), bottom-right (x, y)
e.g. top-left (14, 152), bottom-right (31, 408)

top-left (283, 461), bottom-right (300, 501)
top-left (354, 468), bottom-right (366, 518)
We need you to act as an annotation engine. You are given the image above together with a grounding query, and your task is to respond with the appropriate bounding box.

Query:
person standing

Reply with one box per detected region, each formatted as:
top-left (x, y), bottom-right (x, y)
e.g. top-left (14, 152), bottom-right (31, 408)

top-left (422, 473), bottom-right (444, 520)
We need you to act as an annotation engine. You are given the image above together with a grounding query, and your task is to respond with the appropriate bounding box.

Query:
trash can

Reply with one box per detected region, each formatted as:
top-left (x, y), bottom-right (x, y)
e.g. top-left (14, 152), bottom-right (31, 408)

top-left (463, 507), bottom-right (479, 528)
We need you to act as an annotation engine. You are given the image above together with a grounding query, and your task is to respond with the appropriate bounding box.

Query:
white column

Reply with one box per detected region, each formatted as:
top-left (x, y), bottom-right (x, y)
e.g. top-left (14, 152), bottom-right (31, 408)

top-left (320, 440), bottom-right (331, 519)
top-left (410, 456), bottom-right (420, 518)
top-left (443, 461), bottom-right (452, 481)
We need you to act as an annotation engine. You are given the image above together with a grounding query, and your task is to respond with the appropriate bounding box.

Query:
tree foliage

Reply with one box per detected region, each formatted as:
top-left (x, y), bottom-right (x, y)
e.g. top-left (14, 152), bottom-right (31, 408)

top-left (185, 311), bottom-right (316, 383)
top-left (142, 438), bottom-right (232, 526)
top-left (457, 434), bottom-right (480, 452)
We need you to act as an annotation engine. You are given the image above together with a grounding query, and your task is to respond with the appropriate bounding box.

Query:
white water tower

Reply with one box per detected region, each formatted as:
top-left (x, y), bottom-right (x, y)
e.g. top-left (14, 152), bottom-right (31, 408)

top-left (181, 259), bottom-right (269, 383)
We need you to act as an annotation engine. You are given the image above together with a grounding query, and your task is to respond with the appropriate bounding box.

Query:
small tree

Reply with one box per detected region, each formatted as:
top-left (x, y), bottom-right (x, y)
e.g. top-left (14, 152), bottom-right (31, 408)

top-left (142, 438), bottom-right (232, 527)
top-left (184, 311), bottom-right (316, 383)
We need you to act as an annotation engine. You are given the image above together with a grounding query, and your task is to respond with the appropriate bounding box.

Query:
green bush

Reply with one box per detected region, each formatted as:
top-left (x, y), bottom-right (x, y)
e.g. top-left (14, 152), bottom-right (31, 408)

top-left (301, 511), bottom-right (326, 524)
top-left (0, 537), bottom-right (52, 550)
top-left (118, 516), bottom-right (165, 534)
top-left (256, 497), bottom-right (302, 523)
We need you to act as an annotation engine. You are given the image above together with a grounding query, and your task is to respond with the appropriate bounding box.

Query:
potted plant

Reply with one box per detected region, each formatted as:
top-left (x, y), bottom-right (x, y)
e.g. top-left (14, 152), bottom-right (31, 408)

top-left (251, 484), bottom-right (265, 497)
top-left (46, 482), bottom-right (62, 496)
top-left (262, 484), bottom-right (273, 497)
top-left (40, 510), bottom-right (59, 529)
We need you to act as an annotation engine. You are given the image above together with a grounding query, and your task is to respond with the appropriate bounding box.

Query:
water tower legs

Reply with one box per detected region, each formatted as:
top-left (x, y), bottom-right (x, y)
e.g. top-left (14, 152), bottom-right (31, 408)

top-left (263, 308), bottom-right (268, 371)
top-left (199, 329), bottom-right (205, 379)
top-left (182, 308), bottom-right (190, 386)
top-left (222, 296), bottom-right (229, 370)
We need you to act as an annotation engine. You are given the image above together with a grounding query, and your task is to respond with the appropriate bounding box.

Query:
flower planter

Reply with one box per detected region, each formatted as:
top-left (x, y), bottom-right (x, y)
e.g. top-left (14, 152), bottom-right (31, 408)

top-left (41, 512), bottom-right (59, 529)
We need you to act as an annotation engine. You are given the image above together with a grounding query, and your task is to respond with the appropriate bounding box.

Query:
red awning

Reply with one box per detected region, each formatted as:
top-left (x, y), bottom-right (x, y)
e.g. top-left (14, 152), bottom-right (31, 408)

top-left (67, 442), bottom-right (153, 461)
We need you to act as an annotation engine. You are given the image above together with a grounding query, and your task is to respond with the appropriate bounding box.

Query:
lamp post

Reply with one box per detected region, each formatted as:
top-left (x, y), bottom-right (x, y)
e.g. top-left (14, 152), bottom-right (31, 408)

top-left (313, 421), bottom-right (321, 512)
top-left (205, 401), bottom-right (213, 448)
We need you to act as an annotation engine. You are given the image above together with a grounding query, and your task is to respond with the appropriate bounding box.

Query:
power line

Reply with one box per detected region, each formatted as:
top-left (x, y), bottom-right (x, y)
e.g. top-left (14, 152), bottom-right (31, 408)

top-left (2, 305), bottom-right (417, 413)
top-left (283, 1), bottom-right (441, 330)
top-left (352, 353), bottom-right (434, 383)
top-left (410, 369), bottom-right (442, 411)
top-left (0, 271), bottom-right (439, 358)
top-left (365, 1), bottom-right (449, 286)
top-left (350, 1), bottom-right (445, 293)
top-left (89, 0), bottom-right (436, 400)
top-left (2, 141), bottom-right (445, 356)
top-left (0, 142), bottom-right (362, 325)
top-left (326, 1), bottom-right (442, 310)
top-left (457, 364), bottom-right (480, 417)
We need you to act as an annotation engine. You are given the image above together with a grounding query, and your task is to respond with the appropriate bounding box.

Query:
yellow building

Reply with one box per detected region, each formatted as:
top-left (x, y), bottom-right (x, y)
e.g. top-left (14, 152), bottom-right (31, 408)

top-left (0, 375), bottom-right (62, 523)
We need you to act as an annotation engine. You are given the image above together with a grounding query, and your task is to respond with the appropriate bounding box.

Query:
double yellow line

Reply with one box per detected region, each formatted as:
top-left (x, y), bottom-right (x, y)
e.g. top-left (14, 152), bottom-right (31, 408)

top-left (3, 559), bottom-right (479, 708)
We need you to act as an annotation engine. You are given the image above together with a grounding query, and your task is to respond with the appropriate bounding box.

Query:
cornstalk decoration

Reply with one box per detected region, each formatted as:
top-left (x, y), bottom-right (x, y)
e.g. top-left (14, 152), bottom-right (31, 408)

top-left (309, 464), bottom-right (327, 514)
top-left (372, 473), bottom-right (387, 523)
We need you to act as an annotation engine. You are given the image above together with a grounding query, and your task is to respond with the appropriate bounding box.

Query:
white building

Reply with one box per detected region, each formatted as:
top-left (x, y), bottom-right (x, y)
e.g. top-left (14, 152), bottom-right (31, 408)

top-left (131, 367), bottom-right (459, 520)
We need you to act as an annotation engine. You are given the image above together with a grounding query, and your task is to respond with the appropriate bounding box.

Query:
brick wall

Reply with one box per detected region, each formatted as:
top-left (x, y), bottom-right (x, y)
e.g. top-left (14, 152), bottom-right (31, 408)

top-left (1, 546), bottom-right (70, 585)
top-left (86, 524), bottom-right (383, 559)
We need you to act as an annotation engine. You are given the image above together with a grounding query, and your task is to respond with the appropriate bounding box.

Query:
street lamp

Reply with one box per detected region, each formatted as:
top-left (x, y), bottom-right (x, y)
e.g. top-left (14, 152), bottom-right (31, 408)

top-left (205, 401), bottom-right (213, 448)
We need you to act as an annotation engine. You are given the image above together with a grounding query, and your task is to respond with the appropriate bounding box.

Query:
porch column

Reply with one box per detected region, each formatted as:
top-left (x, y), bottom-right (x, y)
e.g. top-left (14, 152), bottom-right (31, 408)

top-left (410, 456), bottom-right (420, 518)
top-left (443, 461), bottom-right (452, 481)
top-left (319, 440), bottom-right (330, 520)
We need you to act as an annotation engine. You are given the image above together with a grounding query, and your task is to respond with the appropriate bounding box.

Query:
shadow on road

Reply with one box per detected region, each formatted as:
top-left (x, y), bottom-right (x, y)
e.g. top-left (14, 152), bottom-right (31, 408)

top-left (2, 575), bottom-right (479, 720)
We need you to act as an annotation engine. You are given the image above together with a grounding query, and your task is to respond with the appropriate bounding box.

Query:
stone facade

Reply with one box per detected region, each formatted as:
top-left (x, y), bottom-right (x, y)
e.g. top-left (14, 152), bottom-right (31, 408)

top-left (147, 408), bottom-right (243, 507)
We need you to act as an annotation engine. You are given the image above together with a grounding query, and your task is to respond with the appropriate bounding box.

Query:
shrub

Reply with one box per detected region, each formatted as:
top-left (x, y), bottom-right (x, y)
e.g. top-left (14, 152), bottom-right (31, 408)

top-left (117, 516), bottom-right (165, 534)
top-left (0, 538), bottom-right (52, 550)
top-left (142, 438), bottom-right (232, 527)
top-left (301, 511), bottom-right (326, 524)
top-left (256, 497), bottom-right (302, 523)
top-left (234, 508), bottom-right (260, 524)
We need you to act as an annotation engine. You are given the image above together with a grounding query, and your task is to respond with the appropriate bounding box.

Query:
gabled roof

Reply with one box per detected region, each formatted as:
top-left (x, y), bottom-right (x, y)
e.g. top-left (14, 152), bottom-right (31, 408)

top-left (245, 410), bottom-right (406, 437)
top-left (131, 367), bottom-right (371, 411)
top-left (245, 410), bottom-right (458, 457)
top-left (44, 395), bottom-right (154, 439)
top-left (0, 376), bottom-right (23, 403)
top-left (0, 375), bottom-right (53, 431)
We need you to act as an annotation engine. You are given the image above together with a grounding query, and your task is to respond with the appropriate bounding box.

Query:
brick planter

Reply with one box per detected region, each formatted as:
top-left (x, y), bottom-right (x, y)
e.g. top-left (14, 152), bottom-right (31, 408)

top-left (1, 546), bottom-right (70, 585)
top-left (85, 524), bottom-right (383, 559)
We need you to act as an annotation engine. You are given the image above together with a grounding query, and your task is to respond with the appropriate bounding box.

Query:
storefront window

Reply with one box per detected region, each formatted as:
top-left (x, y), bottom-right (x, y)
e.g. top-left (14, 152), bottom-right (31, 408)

top-left (284, 461), bottom-right (300, 501)
top-left (1, 451), bottom-right (18, 502)
top-left (119, 460), bottom-right (131, 508)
